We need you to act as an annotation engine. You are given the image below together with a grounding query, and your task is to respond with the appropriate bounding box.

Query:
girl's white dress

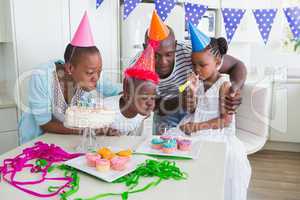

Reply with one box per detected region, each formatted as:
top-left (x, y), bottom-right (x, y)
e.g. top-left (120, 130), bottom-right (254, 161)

top-left (169, 74), bottom-right (251, 200)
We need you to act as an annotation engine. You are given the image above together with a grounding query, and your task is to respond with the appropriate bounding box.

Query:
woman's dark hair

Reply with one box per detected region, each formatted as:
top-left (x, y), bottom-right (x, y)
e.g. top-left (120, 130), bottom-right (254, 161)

top-left (207, 37), bottom-right (228, 58)
top-left (64, 43), bottom-right (100, 64)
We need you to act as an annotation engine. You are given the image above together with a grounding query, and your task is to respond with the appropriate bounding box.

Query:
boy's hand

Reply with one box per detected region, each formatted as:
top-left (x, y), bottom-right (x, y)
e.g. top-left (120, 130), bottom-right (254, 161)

top-left (95, 127), bottom-right (121, 136)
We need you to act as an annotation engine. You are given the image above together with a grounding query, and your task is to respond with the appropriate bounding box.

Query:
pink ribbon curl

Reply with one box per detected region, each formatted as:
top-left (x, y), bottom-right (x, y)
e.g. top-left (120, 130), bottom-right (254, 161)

top-left (0, 141), bottom-right (82, 198)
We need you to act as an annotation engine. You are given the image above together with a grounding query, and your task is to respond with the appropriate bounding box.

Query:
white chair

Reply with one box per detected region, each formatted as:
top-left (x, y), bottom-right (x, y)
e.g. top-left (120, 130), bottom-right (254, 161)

top-left (236, 83), bottom-right (272, 155)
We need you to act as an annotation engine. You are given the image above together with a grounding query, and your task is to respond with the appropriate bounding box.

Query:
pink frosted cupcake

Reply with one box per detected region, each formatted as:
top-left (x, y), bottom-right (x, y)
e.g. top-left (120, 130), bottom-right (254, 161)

top-left (110, 156), bottom-right (130, 171)
top-left (86, 153), bottom-right (101, 167)
top-left (96, 158), bottom-right (110, 172)
top-left (178, 139), bottom-right (192, 151)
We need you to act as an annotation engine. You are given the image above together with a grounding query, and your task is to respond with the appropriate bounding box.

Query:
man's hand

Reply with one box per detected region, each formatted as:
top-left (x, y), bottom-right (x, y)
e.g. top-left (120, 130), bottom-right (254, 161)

top-left (224, 85), bottom-right (242, 114)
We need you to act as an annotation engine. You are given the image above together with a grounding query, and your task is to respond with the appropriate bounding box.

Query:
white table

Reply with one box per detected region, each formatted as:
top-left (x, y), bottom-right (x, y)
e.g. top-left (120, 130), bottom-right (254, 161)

top-left (0, 134), bottom-right (226, 200)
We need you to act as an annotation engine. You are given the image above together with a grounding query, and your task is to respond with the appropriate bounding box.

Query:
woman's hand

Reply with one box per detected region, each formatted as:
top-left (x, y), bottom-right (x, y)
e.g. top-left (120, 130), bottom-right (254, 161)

top-left (95, 127), bottom-right (121, 136)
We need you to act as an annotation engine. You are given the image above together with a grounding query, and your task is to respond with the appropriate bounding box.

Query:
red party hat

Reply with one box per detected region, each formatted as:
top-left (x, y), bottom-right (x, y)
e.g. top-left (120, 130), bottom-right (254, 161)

top-left (124, 45), bottom-right (159, 84)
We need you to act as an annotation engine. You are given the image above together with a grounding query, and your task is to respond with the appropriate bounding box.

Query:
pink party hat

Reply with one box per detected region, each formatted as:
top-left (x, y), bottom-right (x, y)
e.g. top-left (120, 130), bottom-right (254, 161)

top-left (71, 11), bottom-right (95, 47)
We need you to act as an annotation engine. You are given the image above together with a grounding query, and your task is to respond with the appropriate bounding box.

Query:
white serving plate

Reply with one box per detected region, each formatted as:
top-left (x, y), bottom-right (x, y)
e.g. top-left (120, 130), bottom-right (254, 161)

top-left (65, 154), bottom-right (148, 182)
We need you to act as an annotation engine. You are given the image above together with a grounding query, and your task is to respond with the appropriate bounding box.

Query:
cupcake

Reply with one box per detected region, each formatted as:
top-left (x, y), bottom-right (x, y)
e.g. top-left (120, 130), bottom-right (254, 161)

top-left (178, 139), bottom-right (192, 151)
top-left (151, 138), bottom-right (165, 150)
top-left (162, 139), bottom-right (177, 153)
top-left (86, 153), bottom-right (101, 167)
top-left (97, 147), bottom-right (116, 160)
top-left (96, 158), bottom-right (110, 172)
top-left (110, 156), bottom-right (130, 171)
top-left (116, 149), bottom-right (133, 157)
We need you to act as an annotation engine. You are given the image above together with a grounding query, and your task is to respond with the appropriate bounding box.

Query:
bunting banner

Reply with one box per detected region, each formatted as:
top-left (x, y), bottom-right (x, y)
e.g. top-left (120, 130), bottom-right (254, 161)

top-left (253, 9), bottom-right (278, 44)
top-left (154, 0), bottom-right (176, 21)
top-left (123, 0), bottom-right (142, 20)
top-left (96, 0), bottom-right (104, 9)
top-left (184, 2), bottom-right (208, 27)
top-left (95, 0), bottom-right (300, 43)
top-left (222, 8), bottom-right (246, 43)
top-left (283, 7), bottom-right (300, 40)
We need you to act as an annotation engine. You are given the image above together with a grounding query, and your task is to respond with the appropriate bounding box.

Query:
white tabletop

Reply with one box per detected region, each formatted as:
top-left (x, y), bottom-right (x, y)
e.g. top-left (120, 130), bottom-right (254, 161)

top-left (0, 134), bottom-right (226, 200)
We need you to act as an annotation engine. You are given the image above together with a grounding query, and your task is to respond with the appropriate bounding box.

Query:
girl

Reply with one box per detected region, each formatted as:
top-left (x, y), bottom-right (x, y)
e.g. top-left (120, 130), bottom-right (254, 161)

top-left (178, 23), bottom-right (251, 200)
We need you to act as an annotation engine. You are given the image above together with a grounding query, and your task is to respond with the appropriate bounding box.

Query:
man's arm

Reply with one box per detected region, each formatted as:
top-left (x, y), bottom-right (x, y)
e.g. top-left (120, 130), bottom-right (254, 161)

top-left (219, 54), bottom-right (247, 90)
top-left (219, 55), bottom-right (247, 113)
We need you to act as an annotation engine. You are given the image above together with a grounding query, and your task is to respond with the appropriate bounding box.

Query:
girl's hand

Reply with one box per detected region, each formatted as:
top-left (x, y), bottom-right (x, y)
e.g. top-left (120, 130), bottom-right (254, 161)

top-left (179, 122), bottom-right (195, 135)
top-left (187, 72), bottom-right (200, 94)
top-left (182, 87), bottom-right (198, 113)
top-left (182, 72), bottom-right (199, 113)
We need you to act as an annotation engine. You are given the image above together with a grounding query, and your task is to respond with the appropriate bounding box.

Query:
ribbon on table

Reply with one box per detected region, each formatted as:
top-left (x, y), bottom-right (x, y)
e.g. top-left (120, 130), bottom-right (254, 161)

top-left (47, 164), bottom-right (80, 200)
top-left (75, 159), bottom-right (188, 200)
top-left (0, 141), bottom-right (82, 198)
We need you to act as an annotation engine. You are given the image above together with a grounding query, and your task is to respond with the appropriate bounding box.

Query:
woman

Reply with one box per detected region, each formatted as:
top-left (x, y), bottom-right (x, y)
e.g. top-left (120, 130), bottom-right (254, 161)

top-left (19, 12), bottom-right (121, 143)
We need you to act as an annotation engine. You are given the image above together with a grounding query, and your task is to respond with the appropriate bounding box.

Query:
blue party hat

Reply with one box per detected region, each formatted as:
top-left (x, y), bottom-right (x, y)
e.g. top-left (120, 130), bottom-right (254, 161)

top-left (188, 22), bottom-right (211, 52)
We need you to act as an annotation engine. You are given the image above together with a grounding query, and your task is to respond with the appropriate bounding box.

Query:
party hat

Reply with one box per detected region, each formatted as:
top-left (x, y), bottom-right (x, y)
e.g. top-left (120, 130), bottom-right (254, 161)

top-left (124, 45), bottom-right (159, 84)
top-left (71, 11), bottom-right (95, 47)
top-left (189, 21), bottom-right (211, 52)
top-left (148, 10), bottom-right (170, 41)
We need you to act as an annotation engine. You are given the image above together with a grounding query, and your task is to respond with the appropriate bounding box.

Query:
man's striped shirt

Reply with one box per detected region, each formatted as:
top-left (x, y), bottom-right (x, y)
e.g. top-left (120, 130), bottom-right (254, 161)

top-left (129, 41), bottom-right (193, 100)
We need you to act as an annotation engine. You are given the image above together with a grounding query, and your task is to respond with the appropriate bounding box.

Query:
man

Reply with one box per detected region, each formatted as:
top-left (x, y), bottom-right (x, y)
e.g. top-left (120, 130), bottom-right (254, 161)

top-left (131, 15), bottom-right (246, 134)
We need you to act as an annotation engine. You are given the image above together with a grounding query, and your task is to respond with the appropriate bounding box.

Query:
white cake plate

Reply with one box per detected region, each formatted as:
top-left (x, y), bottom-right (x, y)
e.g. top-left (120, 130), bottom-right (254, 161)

top-left (64, 122), bottom-right (111, 153)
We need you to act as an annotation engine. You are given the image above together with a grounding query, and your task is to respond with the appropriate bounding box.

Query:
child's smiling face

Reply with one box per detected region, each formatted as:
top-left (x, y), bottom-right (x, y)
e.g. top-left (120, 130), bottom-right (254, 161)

top-left (191, 50), bottom-right (220, 81)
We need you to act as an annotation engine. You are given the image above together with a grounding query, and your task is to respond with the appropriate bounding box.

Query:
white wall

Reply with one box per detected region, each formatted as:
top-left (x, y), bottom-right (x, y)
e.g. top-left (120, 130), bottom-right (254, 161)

top-left (70, 0), bottom-right (120, 82)
top-left (11, 0), bottom-right (70, 74)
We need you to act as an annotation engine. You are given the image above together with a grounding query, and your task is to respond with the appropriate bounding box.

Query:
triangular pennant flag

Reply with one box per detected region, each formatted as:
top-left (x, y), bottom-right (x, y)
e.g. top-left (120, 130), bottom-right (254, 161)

top-left (188, 22), bottom-right (211, 52)
top-left (148, 10), bottom-right (170, 41)
top-left (253, 9), bottom-right (278, 44)
top-left (96, 0), bottom-right (104, 9)
top-left (222, 8), bottom-right (246, 43)
top-left (123, 0), bottom-right (142, 20)
top-left (71, 11), bottom-right (95, 47)
top-left (154, 0), bottom-right (176, 21)
top-left (184, 3), bottom-right (208, 27)
top-left (283, 7), bottom-right (300, 40)
top-left (124, 45), bottom-right (159, 84)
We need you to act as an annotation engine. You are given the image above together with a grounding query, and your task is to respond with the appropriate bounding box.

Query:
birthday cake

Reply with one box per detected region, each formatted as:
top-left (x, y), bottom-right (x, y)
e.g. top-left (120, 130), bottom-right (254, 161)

top-left (64, 91), bottom-right (116, 128)
top-left (65, 106), bottom-right (116, 128)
